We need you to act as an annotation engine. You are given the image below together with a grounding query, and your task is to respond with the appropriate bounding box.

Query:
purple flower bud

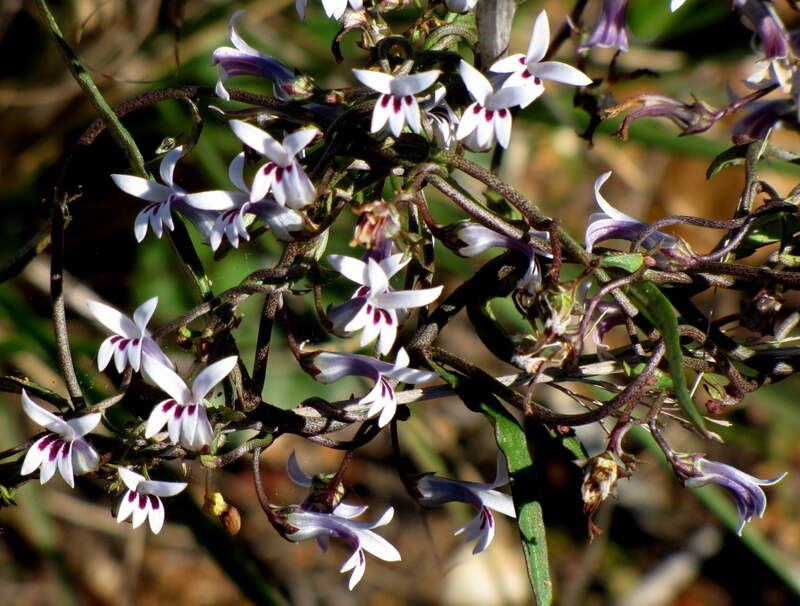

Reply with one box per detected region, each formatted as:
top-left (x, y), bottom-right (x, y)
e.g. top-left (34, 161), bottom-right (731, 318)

top-left (582, 0), bottom-right (629, 52)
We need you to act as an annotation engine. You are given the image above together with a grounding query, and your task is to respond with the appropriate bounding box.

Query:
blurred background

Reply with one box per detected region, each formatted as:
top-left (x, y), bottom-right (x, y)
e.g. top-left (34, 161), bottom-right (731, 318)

top-left (1, 0), bottom-right (799, 604)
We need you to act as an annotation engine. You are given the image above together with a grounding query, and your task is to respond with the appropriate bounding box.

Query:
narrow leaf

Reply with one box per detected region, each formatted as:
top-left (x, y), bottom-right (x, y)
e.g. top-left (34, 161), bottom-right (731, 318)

top-left (627, 282), bottom-right (708, 433)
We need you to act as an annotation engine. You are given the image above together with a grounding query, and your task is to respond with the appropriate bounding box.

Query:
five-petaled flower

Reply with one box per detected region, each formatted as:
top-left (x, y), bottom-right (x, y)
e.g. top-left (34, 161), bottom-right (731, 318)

top-left (353, 69), bottom-right (441, 137)
top-left (230, 120), bottom-right (318, 209)
top-left (284, 453), bottom-right (401, 589)
top-left (311, 347), bottom-right (438, 427)
top-left (490, 11), bottom-right (592, 109)
top-left (458, 224), bottom-right (550, 294)
top-left (455, 60), bottom-right (526, 151)
top-left (111, 146), bottom-right (215, 243)
top-left (585, 171), bottom-right (677, 253)
top-left (416, 455), bottom-right (516, 554)
top-left (142, 355), bottom-right (238, 451)
top-left (681, 456), bottom-right (786, 535)
top-left (327, 253), bottom-right (443, 355)
top-left (20, 390), bottom-right (101, 488)
top-left (116, 467), bottom-right (187, 534)
top-left (86, 297), bottom-right (173, 373)
top-left (212, 10), bottom-right (298, 102)
top-left (185, 152), bottom-right (304, 250)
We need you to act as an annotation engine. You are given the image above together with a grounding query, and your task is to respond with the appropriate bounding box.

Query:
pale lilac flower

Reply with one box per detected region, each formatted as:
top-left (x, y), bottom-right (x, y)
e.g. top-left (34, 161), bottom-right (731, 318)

top-left (455, 60), bottom-right (527, 151)
top-left (116, 467), bottom-right (187, 534)
top-left (86, 297), bottom-right (173, 373)
top-left (111, 146), bottom-right (215, 243)
top-left (283, 452), bottom-right (401, 588)
top-left (421, 85), bottom-right (459, 149)
top-left (490, 11), bottom-right (592, 109)
top-left (142, 355), bottom-right (238, 451)
top-left (184, 153), bottom-right (304, 249)
top-left (585, 171), bottom-right (677, 253)
top-left (212, 11), bottom-right (297, 102)
top-left (297, 0), bottom-right (362, 21)
top-left (582, 0), bottom-right (629, 52)
top-left (736, 0), bottom-right (790, 60)
top-left (682, 457), bottom-right (786, 535)
top-left (312, 348), bottom-right (438, 427)
top-left (353, 69), bottom-right (441, 137)
top-left (416, 455), bottom-right (515, 554)
top-left (327, 254), bottom-right (443, 355)
top-left (229, 120), bottom-right (318, 209)
top-left (19, 390), bottom-right (101, 488)
top-left (458, 224), bottom-right (549, 294)
top-left (732, 99), bottom-right (793, 141)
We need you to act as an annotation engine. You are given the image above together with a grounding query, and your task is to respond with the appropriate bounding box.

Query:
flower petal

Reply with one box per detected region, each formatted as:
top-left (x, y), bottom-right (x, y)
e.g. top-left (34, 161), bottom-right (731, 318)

top-left (283, 128), bottom-right (319, 157)
top-left (371, 285), bottom-right (443, 310)
top-left (390, 71), bottom-right (440, 96)
top-left (159, 146), bottom-right (185, 188)
top-left (133, 297), bottom-right (158, 334)
top-left (71, 439), bottom-right (99, 475)
top-left (65, 413), bottom-right (101, 439)
top-left (526, 11), bottom-right (551, 64)
top-left (138, 478), bottom-right (187, 497)
top-left (328, 255), bottom-right (367, 285)
top-left (191, 356), bottom-right (238, 401)
top-left (147, 496), bottom-right (166, 533)
top-left (490, 54), bottom-right (527, 74)
top-left (117, 490), bottom-right (137, 523)
top-left (287, 451), bottom-right (313, 487)
top-left (229, 120), bottom-right (290, 165)
top-left (142, 357), bottom-right (191, 403)
top-left (459, 60), bottom-right (491, 104)
top-left (20, 391), bottom-right (70, 435)
top-left (118, 467), bottom-right (145, 491)
top-left (353, 69), bottom-right (394, 95)
top-left (184, 190), bottom-right (244, 211)
top-left (528, 61), bottom-right (592, 87)
top-left (86, 300), bottom-right (138, 337)
top-left (111, 175), bottom-right (172, 202)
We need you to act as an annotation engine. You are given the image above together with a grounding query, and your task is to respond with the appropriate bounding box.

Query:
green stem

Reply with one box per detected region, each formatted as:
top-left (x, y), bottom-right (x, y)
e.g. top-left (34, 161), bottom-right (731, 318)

top-left (35, 0), bottom-right (146, 177)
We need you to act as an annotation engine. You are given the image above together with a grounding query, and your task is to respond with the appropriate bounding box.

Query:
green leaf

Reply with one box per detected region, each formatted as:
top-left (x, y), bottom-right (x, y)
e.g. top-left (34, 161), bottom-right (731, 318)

top-left (706, 143), bottom-right (749, 178)
top-left (600, 253), bottom-right (645, 273)
top-left (626, 282), bottom-right (708, 434)
top-left (430, 361), bottom-right (552, 605)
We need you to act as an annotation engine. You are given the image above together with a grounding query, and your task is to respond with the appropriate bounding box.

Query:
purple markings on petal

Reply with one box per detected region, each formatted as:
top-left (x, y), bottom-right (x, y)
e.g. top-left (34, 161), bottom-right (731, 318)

top-left (149, 495), bottom-right (161, 509)
top-left (128, 491), bottom-right (137, 502)
top-left (38, 434), bottom-right (57, 451)
top-left (138, 494), bottom-right (148, 509)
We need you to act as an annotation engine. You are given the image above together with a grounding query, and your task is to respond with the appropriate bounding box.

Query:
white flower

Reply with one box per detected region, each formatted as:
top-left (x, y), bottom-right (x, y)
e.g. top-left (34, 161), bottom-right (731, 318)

top-left (671, 0), bottom-right (686, 11)
top-left (142, 356), bottom-right (238, 451)
top-left (229, 121), bottom-right (318, 209)
top-left (111, 146), bottom-right (215, 242)
top-left (455, 60), bottom-right (528, 151)
top-left (353, 69), bottom-right (441, 137)
top-left (116, 467), bottom-right (187, 533)
top-left (184, 153), bottom-right (304, 249)
top-left (327, 254), bottom-right (443, 355)
top-left (19, 390), bottom-right (101, 488)
top-left (416, 455), bottom-right (516, 554)
top-left (86, 297), bottom-right (173, 373)
top-left (312, 347), bottom-right (438, 426)
top-left (489, 11), bottom-right (592, 109)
